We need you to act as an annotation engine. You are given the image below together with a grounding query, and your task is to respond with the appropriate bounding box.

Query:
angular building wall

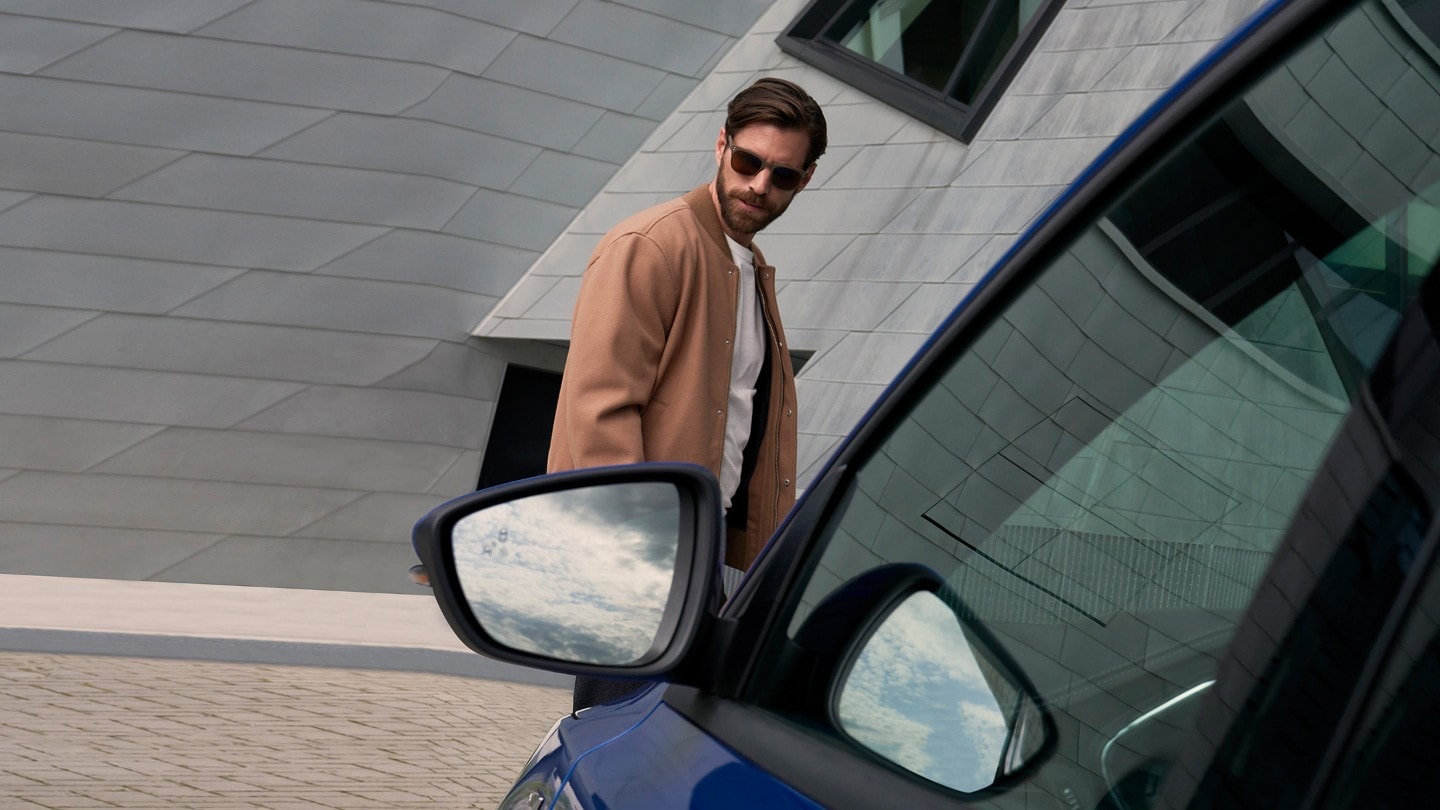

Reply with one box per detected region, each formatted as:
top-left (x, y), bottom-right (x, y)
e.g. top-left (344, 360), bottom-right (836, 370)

top-left (0, 0), bottom-right (771, 592)
top-left (6, 0), bottom-right (1389, 596)
top-left (481, 0), bottom-right (1273, 489)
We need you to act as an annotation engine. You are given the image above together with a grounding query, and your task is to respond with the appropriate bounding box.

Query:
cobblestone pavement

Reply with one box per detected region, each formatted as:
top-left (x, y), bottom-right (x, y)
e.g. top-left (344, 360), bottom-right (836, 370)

top-left (0, 651), bottom-right (571, 809)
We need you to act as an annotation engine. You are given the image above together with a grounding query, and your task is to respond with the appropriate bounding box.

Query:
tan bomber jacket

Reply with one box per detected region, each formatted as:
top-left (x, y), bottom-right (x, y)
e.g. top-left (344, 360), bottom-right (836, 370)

top-left (548, 185), bottom-right (798, 569)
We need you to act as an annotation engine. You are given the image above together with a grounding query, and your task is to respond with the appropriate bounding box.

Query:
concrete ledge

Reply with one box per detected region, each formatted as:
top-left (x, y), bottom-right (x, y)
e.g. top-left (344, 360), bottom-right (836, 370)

top-left (0, 574), bottom-right (572, 688)
top-left (0, 628), bottom-right (571, 686)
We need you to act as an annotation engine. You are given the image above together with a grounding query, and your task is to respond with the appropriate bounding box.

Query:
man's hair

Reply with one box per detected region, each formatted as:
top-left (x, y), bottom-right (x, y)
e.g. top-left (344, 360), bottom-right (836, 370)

top-left (725, 77), bottom-right (827, 168)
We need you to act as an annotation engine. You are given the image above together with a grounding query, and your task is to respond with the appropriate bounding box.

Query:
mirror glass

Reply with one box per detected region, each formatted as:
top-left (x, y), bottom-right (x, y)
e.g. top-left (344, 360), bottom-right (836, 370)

top-left (837, 591), bottom-right (1047, 793)
top-left (450, 481), bottom-right (681, 665)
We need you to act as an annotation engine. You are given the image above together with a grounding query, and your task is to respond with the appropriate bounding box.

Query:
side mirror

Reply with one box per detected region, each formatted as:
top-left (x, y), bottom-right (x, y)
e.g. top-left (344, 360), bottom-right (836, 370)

top-left (790, 564), bottom-right (1054, 795)
top-left (412, 463), bottom-right (724, 678)
top-left (837, 589), bottom-right (1052, 793)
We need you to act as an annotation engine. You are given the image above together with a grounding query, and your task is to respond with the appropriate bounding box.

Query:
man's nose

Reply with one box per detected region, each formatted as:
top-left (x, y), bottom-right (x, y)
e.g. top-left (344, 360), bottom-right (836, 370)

top-left (747, 168), bottom-right (773, 194)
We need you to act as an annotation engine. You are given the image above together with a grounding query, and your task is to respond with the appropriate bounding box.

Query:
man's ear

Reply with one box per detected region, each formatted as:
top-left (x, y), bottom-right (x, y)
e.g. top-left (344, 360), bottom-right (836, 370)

top-left (714, 127), bottom-right (728, 166)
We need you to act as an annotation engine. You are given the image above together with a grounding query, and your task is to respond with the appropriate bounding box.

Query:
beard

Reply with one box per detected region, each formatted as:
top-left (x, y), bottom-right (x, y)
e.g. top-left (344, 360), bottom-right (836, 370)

top-left (715, 168), bottom-right (791, 237)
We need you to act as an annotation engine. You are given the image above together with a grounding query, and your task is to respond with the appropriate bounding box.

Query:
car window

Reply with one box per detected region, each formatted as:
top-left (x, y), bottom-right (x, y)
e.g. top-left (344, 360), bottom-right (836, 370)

top-left (782, 0), bottom-right (1440, 804)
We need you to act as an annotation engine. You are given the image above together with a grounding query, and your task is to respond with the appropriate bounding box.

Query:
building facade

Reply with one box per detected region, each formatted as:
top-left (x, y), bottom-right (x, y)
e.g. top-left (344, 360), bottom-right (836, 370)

top-left (6, 0), bottom-right (1425, 595)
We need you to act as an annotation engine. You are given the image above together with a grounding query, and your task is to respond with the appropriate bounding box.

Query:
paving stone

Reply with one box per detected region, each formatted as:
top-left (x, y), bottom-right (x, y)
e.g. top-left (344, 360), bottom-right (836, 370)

top-left (0, 652), bottom-right (571, 809)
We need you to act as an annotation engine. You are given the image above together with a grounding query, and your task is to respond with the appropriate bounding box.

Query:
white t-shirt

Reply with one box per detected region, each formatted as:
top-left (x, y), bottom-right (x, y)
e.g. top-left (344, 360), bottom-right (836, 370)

top-left (721, 236), bottom-right (766, 510)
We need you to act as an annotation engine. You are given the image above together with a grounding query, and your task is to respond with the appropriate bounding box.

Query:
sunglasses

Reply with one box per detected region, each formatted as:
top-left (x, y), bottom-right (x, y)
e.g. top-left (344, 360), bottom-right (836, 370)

top-left (726, 138), bottom-right (808, 191)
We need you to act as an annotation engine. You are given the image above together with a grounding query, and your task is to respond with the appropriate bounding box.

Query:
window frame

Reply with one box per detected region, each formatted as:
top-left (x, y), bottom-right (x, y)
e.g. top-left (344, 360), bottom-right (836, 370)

top-left (776, 0), bottom-right (1067, 142)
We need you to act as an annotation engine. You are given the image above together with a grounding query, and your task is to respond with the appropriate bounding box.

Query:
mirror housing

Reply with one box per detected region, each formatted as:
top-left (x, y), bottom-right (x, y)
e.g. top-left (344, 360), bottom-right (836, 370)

top-left (788, 564), bottom-right (1055, 794)
top-left (412, 462), bottom-right (725, 680)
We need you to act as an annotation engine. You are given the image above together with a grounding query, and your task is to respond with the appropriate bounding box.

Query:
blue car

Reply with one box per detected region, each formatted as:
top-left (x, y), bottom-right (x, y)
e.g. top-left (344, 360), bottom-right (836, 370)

top-left (413, 0), bottom-right (1440, 805)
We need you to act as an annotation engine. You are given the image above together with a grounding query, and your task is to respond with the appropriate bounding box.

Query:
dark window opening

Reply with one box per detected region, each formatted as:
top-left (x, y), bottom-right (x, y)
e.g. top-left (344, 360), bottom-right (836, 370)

top-left (779, 0), bottom-right (1065, 142)
top-left (476, 365), bottom-right (561, 490)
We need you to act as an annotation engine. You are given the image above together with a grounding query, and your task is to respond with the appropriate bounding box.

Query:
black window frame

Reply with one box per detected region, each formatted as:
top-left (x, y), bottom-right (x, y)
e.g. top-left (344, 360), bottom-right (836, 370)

top-left (777, 0), bottom-right (1067, 142)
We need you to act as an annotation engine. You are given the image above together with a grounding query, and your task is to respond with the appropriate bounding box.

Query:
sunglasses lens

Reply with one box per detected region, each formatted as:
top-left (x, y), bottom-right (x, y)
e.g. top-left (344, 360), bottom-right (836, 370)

top-left (729, 146), bottom-right (804, 191)
top-left (730, 148), bottom-right (763, 176)
top-left (770, 168), bottom-right (802, 191)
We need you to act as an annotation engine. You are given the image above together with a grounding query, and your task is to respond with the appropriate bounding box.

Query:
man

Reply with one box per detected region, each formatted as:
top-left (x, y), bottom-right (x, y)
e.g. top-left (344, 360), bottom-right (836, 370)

top-left (549, 77), bottom-right (827, 586)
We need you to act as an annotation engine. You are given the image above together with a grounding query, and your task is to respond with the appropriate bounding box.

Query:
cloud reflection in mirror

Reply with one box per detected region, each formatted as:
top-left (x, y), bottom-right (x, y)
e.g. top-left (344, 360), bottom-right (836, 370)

top-left (452, 481), bottom-right (680, 665)
top-left (838, 591), bottom-right (1011, 793)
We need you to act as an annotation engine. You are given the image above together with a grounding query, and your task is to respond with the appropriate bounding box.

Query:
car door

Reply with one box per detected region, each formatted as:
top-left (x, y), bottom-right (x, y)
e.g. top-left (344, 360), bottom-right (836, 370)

top-left (658, 0), bottom-right (1440, 806)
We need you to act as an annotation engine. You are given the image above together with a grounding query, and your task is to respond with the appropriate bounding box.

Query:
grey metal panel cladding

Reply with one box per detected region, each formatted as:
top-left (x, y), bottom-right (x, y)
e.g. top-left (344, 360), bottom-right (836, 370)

top-left (482, 37), bottom-right (667, 112)
top-left (0, 132), bottom-right (182, 197)
top-left (442, 190), bottom-right (582, 251)
top-left (0, 199), bottom-right (384, 271)
top-left (817, 234), bottom-right (992, 284)
top-left (597, 0), bottom-right (774, 38)
top-left (193, 0), bottom-right (519, 76)
top-left (170, 272), bottom-right (496, 340)
top-left (0, 524), bottom-right (225, 581)
top-left (549, 1), bottom-right (731, 75)
top-left (0, 248), bottom-right (243, 313)
top-left (109, 156), bottom-right (477, 230)
top-left (0, 472), bottom-right (363, 536)
top-left (39, 31), bottom-right (450, 114)
top-left (514, 151), bottom-right (625, 207)
top-left (0, 0), bottom-right (673, 585)
top-left (318, 229), bottom-right (539, 297)
top-left (259, 115), bottom-right (543, 189)
top-left (379, 0), bottom-right (583, 37)
top-left (0, 361), bottom-right (306, 427)
top-left (0, 17), bottom-right (115, 75)
top-left (0, 74), bottom-right (331, 154)
top-left (374, 340), bottom-right (509, 402)
top-left (296, 492), bottom-right (458, 543)
top-left (0, 0), bottom-right (770, 591)
top-left (23, 316), bottom-right (438, 386)
top-left (403, 76), bottom-right (607, 151)
top-left (779, 281), bottom-right (916, 332)
top-left (92, 429), bottom-right (465, 494)
top-left (0, 414), bottom-right (163, 473)
top-left (234, 386), bottom-right (494, 450)
top-left (0, 0), bottom-right (252, 31)
top-left (0, 305), bottom-right (101, 359)
top-left (148, 536), bottom-right (438, 592)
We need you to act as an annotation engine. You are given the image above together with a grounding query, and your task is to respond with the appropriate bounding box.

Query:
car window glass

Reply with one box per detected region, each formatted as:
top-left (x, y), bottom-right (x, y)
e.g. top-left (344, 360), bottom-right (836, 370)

top-left (1320, 528), bottom-right (1440, 810)
top-left (783, 1), bottom-right (1440, 804)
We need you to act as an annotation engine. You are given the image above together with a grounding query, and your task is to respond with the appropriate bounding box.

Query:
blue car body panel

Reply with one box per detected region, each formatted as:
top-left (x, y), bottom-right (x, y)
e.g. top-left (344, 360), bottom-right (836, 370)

top-left (506, 685), bottom-right (823, 810)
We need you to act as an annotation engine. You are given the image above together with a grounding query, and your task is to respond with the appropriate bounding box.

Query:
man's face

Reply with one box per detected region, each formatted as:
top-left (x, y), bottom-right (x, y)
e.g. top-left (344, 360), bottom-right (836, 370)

top-left (713, 124), bottom-right (813, 242)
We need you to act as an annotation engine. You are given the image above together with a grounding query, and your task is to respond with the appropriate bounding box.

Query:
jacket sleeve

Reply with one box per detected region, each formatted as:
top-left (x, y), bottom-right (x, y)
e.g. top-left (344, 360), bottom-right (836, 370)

top-left (551, 231), bottom-right (678, 470)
